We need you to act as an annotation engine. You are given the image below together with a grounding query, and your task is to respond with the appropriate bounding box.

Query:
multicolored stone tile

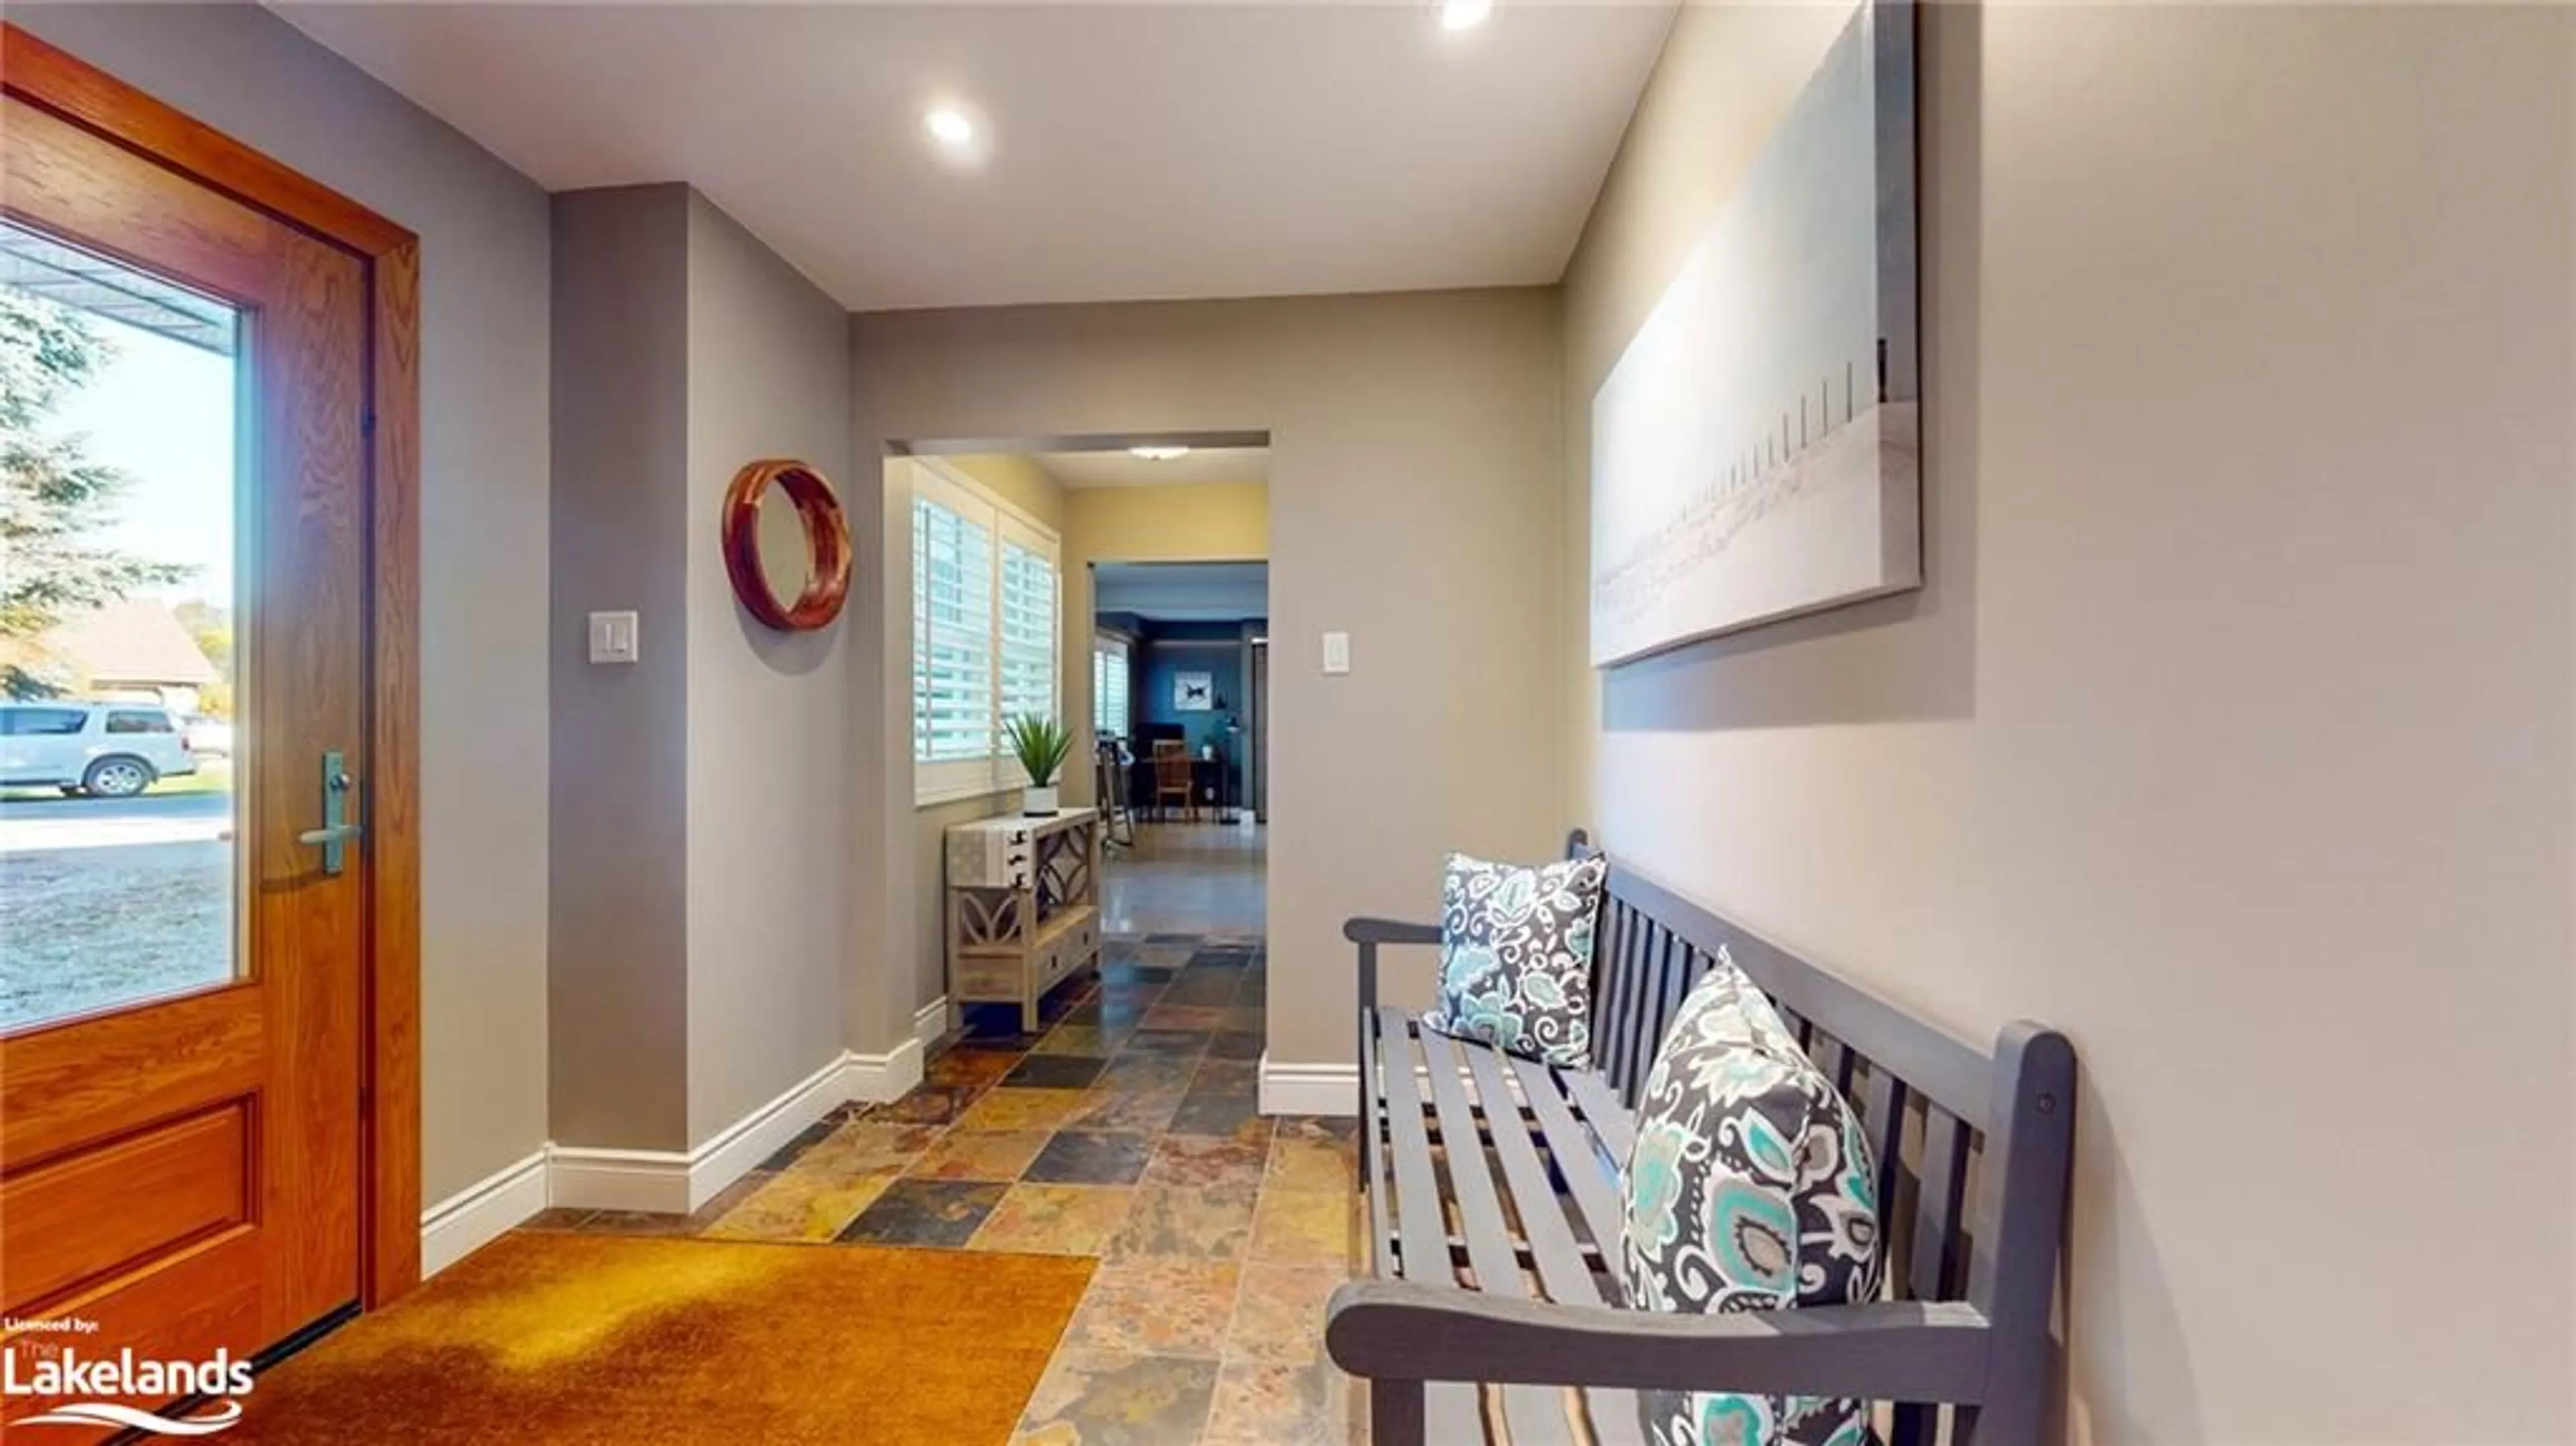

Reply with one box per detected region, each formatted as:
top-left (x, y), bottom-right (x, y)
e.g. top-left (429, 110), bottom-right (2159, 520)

top-left (1124, 1029), bottom-right (1214, 1058)
top-left (1099, 1054), bottom-right (1197, 1090)
top-left (758, 1116), bottom-right (845, 1171)
top-left (1062, 1082), bottom-right (1187, 1134)
top-left (1168, 1087), bottom-right (1262, 1139)
top-left (837, 1178), bottom-right (1008, 1247)
top-left (1027, 1130), bottom-right (1157, 1185)
top-left (1191, 1060), bottom-right (1260, 1097)
top-left (1034, 1024), bottom-right (1117, 1057)
top-left (794, 1119), bottom-right (942, 1177)
top-left (1200, 1360), bottom-right (1349, 1446)
top-left (971, 1183), bottom-right (1138, 1256)
top-left (1142, 1133), bottom-right (1272, 1192)
top-left (1208, 1030), bottom-right (1267, 1062)
top-left (702, 1170), bottom-right (894, 1243)
top-left (1159, 975), bottom-right (1240, 1005)
top-left (1007, 1053), bottom-right (1113, 1089)
top-left (924, 1046), bottom-right (1023, 1091)
top-left (908, 1127), bottom-right (1054, 1182)
top-left (866, 1084), bottom-right (982, 1127)
top-left (1267, 1122), bottom-right (1358, 1194)
top-left (956, 1087), bottom-right (1092, 1132)
top-left (1224, 1262), bottom-right (1350, 1364)
top-left (1010, 1351), bottom-right (1220, 1446)
top-left (1110, 1183), bottom-right (1258, 1261)
top-left (1060, 1257), bottom-right (1245, 1359)
top-left (1248, 1187), bottom-right (1361, 1268)
top-left (1140, 1004), bottom-right (1232, 1032)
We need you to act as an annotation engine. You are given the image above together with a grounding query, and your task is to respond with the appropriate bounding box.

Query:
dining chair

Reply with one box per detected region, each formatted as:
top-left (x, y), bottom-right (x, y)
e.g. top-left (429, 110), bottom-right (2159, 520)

top-left (1150, 739), bottom-right (1195, 823)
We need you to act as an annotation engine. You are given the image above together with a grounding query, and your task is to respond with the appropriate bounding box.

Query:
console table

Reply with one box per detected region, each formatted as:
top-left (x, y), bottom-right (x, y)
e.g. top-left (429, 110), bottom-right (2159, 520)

top-left (944, 806), bottom-right (1103, 1032)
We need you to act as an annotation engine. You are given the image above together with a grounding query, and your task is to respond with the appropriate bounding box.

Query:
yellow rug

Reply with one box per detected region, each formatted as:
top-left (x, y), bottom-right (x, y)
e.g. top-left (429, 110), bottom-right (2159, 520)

top-left (227, 1233), bottom-right (1094, 1445)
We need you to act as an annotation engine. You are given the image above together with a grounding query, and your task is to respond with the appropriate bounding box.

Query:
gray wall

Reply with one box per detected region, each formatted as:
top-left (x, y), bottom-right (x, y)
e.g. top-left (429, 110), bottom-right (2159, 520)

top-left (1562, 5), bottom-right (2575, 1440)
top-left (11, 3), bottom-right (554, 1203)
top-left (549, 185), bottom-right (692, 1152)
top-left (848, 291), bottom-right (1566, 1068)
top-left (680, 192), bottom-right (852, 1142)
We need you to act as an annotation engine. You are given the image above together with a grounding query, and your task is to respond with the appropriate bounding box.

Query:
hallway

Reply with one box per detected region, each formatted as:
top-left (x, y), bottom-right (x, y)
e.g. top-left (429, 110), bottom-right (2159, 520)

top-left (527, 823), bottom-right (1363, 1443)
top-left (1100, 820), bottom-right (1267, 937)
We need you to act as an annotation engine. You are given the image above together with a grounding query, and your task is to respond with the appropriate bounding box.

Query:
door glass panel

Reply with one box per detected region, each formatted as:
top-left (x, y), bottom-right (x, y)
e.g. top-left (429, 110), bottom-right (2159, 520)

top-left (0, 222), bottom-right (242, 1031)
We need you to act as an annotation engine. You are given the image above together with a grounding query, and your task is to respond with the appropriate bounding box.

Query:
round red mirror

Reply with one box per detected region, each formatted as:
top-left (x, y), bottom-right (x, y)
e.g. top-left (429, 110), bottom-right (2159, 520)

top-left (720, 459), bottom-right (851, 631)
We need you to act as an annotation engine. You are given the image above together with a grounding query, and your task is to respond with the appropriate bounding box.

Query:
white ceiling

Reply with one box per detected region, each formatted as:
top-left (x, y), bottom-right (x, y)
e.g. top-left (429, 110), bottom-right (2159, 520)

top-left (1035, 446), bottom-right (1267, 490)
top-left (272, 3), bottom-right (1676, 311)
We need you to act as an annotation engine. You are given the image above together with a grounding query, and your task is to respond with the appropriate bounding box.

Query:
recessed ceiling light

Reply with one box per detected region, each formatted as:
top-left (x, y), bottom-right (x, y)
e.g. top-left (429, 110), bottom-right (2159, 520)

top-left (1128, 445), bottom-right (1191, 461)
top-left (1440, 0), bottom-right (1492, 31)
top-left (924, 107), bottom-right (976, 147)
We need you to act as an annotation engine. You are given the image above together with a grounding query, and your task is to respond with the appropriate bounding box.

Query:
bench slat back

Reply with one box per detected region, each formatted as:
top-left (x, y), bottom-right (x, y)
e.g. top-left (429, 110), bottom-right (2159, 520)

top-left (1572, 832), bottom-right (2075, 1404)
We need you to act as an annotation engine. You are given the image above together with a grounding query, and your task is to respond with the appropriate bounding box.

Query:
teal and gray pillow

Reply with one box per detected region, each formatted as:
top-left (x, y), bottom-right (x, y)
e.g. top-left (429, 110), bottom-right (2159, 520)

top-left (1421, 852), bottom-right (1608, 1068)
top-left (1619, 950), bottom-right (1884, 1446)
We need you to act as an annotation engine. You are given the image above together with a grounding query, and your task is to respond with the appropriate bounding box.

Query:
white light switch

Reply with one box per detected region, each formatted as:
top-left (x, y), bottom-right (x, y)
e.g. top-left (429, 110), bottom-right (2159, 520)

top-left (1322, 630), bottom-right (1350, 675)
top-left (588, 610), bottom-right (639, 665)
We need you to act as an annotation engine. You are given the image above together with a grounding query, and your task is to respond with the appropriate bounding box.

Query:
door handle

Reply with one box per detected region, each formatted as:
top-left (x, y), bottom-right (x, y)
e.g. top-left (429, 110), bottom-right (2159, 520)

top-left (297, 750), bottom-right (362, 875)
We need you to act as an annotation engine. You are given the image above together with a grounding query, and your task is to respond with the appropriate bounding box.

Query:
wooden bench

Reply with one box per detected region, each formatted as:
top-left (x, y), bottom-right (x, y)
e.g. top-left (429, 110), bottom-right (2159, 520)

top-left (1327, 832), bottom-right (2077, 1446)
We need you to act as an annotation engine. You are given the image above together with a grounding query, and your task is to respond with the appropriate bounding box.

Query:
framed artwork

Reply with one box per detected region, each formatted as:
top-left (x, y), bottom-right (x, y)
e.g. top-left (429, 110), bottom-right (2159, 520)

top-left (1589, 0), bottom-right (1921, 665)
top-left (1173, 671), bottom-right (1214, 712)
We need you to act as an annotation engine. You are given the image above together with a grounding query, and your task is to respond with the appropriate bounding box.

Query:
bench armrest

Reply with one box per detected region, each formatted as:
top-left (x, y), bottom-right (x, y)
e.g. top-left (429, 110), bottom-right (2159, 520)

top-left (1342, 917), bottom-right (1440, 1013)
top-left (1325, 1278), bottom-right (1993, 1404)
top-left (1344, 917), bottom-right (1442, 946)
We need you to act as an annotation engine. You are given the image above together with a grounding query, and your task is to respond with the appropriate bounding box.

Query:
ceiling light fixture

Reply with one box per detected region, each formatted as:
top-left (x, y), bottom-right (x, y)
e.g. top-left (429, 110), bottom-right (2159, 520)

top-left (1440, 0), bottom-right (1492, 31)
top-left (923, 107), bottom-right (976, 147)
top-left (1128, 445), bottom-right (1191, 461)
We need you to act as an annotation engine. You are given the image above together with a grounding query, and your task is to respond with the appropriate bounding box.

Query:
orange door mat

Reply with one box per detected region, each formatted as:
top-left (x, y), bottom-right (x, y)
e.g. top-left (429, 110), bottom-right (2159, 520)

top-left (224, 1232), bottom-right (1095, 1445)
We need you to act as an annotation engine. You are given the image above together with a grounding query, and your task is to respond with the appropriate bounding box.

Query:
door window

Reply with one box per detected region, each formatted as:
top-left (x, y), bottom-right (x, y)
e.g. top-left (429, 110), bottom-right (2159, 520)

top-left (0, 223), bottom-right (241, 1031)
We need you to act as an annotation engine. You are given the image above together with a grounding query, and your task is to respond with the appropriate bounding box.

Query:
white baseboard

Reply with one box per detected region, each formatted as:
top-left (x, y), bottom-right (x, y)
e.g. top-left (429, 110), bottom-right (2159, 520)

top-left (419, 1147), bottom-right (549, 1279)
top-left (914, 995), bottom-right (951, 1050)
top-left (841, 1034), bottom-right (926, 1106)
top-left (429, 1031), bottom-right (940, 1269)
top-left (546, 1143), bottom-right (693, 1215)
top-left (678, 1051), bottom-right (853, 1212)
top-left (553, 1044), bottom-right (915, 1215)
top-left (1258, 1052), bottom-right (1359, 1117)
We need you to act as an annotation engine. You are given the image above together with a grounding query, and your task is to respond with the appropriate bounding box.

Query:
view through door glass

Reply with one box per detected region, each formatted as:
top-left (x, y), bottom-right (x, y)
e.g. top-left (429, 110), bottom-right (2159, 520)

top-left (0, 220), bottom-right (243, 1031)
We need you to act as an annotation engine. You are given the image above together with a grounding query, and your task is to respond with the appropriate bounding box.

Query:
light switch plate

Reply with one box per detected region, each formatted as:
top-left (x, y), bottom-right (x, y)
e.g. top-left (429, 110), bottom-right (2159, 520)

top-left (1322, 630), bottom-right (1350, 675)
top-left (588, 610), bottom-right (639, 665)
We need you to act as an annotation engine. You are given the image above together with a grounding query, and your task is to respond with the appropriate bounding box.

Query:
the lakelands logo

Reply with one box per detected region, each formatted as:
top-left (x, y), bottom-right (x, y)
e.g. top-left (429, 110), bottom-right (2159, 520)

top-left (4, 1317), bottom-right (251, 1435)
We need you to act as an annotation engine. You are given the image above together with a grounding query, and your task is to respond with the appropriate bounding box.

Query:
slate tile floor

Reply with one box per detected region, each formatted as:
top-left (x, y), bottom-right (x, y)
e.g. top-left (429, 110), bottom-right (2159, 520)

top-left (531, 925), bottom-right (1368, 1445)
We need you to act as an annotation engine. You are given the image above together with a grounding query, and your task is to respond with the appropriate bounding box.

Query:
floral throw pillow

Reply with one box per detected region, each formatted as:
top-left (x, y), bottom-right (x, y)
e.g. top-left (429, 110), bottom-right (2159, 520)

top-left (1419, 852), bottom-right (1608, 1067)
top-left (1620, 950), bottom-right (1884, 1446)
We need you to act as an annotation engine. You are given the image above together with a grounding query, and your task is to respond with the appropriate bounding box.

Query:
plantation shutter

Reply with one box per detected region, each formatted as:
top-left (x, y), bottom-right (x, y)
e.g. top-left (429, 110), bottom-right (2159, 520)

top-left (1092, 635), bottom-right (1130, 742)
top-left (910, 458), bottom-right (1062, 804)
top-left (998, 520), bottom-right (1059, 752)
top-left (912, 487), bottom-right (994, 767)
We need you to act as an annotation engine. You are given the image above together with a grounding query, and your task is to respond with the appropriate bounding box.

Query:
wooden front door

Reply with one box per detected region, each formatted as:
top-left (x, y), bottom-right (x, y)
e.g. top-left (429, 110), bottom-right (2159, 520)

top-left (0, 61), bottom-right (379, 1434)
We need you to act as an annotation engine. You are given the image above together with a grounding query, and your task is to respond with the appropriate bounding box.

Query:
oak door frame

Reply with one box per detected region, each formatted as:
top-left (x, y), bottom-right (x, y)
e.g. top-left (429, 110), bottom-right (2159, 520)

top-left (1, 23), bottom-right (425, 1309)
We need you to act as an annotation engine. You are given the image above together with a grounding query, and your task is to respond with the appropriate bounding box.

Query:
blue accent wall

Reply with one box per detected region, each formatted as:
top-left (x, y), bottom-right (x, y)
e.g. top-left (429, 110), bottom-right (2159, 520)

top-left (1138, 624), bottom-right (1247, 759)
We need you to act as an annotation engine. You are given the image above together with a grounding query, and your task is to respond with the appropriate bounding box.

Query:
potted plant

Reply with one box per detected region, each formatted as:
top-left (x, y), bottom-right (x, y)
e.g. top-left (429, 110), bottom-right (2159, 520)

top-left (1004, 713), bottom-right (1074, 816)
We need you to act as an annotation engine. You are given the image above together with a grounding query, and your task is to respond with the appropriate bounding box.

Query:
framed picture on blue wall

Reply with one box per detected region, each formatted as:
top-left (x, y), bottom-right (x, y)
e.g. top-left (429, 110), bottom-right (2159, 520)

top-left (1173, 671), bottom-right (1214, 712)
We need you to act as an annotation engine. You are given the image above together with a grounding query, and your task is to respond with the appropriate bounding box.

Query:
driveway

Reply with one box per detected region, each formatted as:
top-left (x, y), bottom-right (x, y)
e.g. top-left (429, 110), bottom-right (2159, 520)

top-left (0, 787), bottom-right (231, 853)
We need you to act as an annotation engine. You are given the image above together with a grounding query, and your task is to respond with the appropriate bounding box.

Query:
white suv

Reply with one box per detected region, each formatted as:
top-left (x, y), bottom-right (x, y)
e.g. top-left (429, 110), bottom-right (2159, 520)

top-left (0, 702), bottom-right (202, 797)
